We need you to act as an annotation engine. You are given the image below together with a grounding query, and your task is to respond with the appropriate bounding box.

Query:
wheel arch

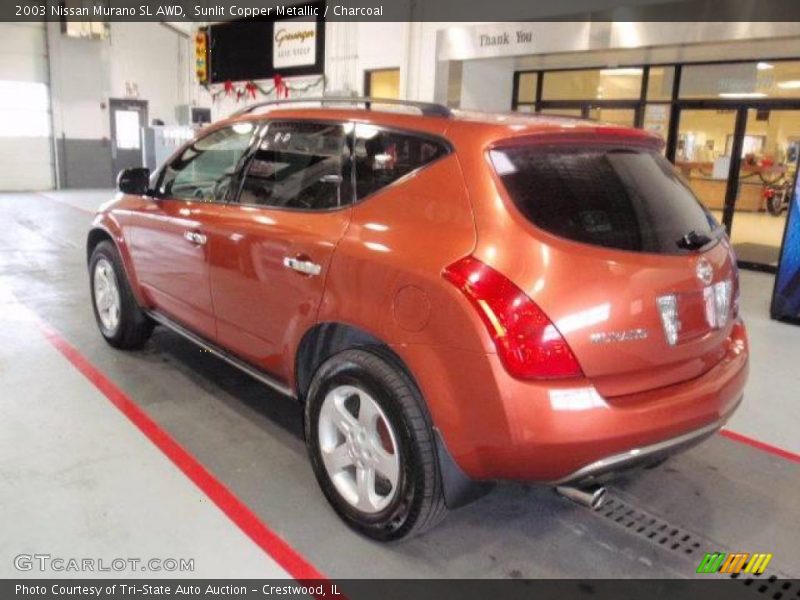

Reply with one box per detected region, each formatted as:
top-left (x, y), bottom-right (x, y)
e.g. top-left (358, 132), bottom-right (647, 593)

top-left (86, 223), bottom-right (148, 308)
top-left (295, 321), bottom-right (405, 402)
top-left (295, 321), bottom-right (491, 508)
top-left (86, 227), bottom-right (114, 264)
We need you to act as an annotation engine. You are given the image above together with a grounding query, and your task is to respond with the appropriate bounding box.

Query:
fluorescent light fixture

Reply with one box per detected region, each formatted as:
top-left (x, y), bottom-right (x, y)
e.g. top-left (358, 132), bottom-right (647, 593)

top-left (599, 68), bottom-right (643, 76)
top-left (718, 92), bottom-right (768, 98)
top-left (777, 80), bottom-right (800, 89)
top-left (757, 62), bottom-right (774, 71)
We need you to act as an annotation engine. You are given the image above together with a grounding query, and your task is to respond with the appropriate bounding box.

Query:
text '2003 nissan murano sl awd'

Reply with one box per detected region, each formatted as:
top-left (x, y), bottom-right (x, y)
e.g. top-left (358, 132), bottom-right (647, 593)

top-left (87, 98), bottom-right (748, 540)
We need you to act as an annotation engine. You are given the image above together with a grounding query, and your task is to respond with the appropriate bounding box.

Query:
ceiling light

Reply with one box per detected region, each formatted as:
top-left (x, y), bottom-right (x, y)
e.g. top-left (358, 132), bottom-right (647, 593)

top-left (757, 62), bottom-right (774, 71)
top-left (777, 80), bottom-right (800, 89)
top-left (718, 92), bottom-right (768, 98)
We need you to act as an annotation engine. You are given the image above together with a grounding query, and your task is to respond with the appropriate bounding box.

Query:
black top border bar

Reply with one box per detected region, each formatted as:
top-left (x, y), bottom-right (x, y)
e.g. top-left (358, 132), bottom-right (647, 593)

top-left (5, 0), bottom-right (800, 22)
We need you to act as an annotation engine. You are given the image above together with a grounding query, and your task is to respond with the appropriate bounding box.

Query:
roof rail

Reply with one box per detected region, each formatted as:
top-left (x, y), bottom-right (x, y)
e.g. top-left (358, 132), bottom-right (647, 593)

top-left (230, 96), bottom-right (452, 119)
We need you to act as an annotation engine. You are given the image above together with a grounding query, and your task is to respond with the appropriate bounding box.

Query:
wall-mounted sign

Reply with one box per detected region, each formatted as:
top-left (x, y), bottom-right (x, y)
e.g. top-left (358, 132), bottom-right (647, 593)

top-left (207, 2), bottom-right (324, 84)
top-left (273, 19), bottom-right (318, 69)
top-left (437, 22), bottom-right (800, 62)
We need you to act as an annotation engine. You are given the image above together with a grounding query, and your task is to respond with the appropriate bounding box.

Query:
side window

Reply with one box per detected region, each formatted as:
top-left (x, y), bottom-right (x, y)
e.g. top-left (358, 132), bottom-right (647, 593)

top-left (238, 121), bottom-right (352, 210)
top-left (353, 124), bottom-right (448, 200)
top-left (158, 122), bottom-right (256, 202)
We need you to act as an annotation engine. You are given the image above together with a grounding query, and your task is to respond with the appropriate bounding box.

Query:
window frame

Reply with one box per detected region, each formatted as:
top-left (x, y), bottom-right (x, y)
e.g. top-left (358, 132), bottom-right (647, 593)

top-left (350, 123), bottom-right (454, 205)
top-left (231, 118), bottom-right (357, 213)
top-left (154, 121), bottom-right (262, 204)
top-left (228, 119), bottom-right (454, 212)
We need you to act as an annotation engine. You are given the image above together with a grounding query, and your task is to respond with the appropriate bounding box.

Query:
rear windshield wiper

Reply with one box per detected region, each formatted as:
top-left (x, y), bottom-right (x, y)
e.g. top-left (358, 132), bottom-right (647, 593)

top-left (676, 226), bottom-right (724, 250)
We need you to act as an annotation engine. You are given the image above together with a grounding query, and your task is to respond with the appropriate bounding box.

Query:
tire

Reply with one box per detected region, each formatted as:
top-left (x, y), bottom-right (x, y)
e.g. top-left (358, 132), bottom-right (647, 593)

top-left (89, 240), bottom-right (152, 349)
top-left (304, 348), bottom-right (448, 541)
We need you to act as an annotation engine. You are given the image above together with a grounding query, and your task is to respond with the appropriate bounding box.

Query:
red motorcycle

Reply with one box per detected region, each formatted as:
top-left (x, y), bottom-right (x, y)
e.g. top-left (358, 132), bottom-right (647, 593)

top-left (763, 177), bottom-right (792, 216)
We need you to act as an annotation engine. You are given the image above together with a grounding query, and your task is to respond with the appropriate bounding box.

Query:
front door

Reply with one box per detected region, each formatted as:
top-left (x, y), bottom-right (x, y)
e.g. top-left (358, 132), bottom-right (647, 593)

top-left (675, 107), bottom-right (740, 229)
top-left (729, 108), bottom-right (798, 268)
top-left (109, 99), bottom-right (148, 180)
top-left (208, 120), bottom-right (353, 380)
top-left (129, 122), bottom-right (257, 339)
top-left (676, 104), bottom-right (798, 271)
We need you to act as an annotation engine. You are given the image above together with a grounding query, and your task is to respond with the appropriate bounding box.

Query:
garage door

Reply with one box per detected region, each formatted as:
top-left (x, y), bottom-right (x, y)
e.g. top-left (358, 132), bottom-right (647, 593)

top-left (0, 23), bottom-right (54, 191)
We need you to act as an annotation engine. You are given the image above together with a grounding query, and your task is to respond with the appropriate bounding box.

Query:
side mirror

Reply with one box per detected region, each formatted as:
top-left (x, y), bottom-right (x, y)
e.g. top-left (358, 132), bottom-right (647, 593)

top-left (117, 167), bottom-right (150, 195)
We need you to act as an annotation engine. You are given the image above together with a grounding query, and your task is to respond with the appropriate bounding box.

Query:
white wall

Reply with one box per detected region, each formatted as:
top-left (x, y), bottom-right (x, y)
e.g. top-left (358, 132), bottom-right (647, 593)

top-left (47, 22), bottom-right (190, 187)
top-left (318, 21), bottom-right (469, 103)
top-left (108, 23), bottom-right (190, 126)
top-left (50, 23), bottom-right (190, 141)
top-left (459, 58), bottom-right (515, 111)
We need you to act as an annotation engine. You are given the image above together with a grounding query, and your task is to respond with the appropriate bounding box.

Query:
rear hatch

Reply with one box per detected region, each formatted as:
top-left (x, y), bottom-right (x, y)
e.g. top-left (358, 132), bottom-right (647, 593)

top-left (487, 135), bottom-right (738, 398)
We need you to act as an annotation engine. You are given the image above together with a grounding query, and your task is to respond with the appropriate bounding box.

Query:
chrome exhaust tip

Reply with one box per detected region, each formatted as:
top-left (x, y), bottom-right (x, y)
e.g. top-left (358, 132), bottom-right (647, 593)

top-left (555, 484), bottom-right (607, 510)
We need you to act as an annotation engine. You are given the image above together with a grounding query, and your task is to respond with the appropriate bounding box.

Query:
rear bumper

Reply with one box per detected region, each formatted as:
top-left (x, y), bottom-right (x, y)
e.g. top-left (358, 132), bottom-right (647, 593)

top-left (549, 394), bottom-right (741, 485)
top-left (401, 318), bottom-right (749, 483)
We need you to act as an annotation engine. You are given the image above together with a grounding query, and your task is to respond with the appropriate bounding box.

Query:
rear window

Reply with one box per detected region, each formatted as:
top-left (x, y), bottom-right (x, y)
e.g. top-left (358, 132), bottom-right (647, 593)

top-left (490, 144), bottom-right (720, 254)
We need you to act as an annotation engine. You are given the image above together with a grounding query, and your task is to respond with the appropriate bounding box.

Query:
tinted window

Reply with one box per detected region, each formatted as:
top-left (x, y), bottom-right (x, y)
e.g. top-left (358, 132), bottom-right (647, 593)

top-left (490, 144), bottom-right (720, 254)
top-left (354, 124), bottom-right (448, 200)
top-left (159, 123), bottom-right (255, 202)
top-left (238, 121), bottom-right (352, 210)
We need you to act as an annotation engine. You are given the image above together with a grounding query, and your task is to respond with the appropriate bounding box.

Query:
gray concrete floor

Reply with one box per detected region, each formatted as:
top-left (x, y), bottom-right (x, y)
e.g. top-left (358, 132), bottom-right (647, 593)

top-left (0, 190), bottom-right (798, 579)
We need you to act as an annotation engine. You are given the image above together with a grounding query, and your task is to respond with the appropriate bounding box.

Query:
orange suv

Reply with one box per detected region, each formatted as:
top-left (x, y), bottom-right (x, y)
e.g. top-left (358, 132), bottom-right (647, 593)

top-left (87, 98), bottom-right (748, 540)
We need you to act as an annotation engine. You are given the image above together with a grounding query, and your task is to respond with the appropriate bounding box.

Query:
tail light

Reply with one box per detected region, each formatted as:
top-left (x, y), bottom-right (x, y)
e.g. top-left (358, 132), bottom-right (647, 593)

top-left (443, 256), bottom-right (582, 380)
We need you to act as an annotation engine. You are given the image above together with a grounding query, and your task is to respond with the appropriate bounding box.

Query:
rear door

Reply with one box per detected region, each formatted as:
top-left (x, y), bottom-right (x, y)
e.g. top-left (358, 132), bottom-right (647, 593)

top-left (129, 122), bottom-right (256, 339)
top-left (207, 120), bottom-right (353, 380)
top-left (487, 139), bottom-right (737, 398)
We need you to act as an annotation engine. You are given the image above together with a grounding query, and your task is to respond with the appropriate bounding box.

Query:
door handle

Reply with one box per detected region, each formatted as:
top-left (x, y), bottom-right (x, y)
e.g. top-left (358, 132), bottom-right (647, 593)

top-left (183, 230), bottom-right (207, 245)
top-left (283, 256), bottom-right (322, 276)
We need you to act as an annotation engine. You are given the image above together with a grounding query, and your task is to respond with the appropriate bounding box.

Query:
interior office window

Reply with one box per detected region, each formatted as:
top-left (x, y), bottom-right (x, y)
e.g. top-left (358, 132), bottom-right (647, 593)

top-left (680, 61), bottom-right (800, 99)
top-left (354, 125), bottom-right (449, 200)
top-left (0, 81), bottom-right (50, 138)
top-left (646, 66), bottom-right (676, 101)
top-left (113, 110), bottom-right (141, 150)
top-left (516, 72), bottom-right (538, 106)
top-left (643, 104), bottom-right (671, 152)
top-left (365, 69), bottom-right (401, 99)
top-left (158, 123), bottom-right (255, 202)
top-left (542, 68), bottom-right (643, 101)
top-left (238, 121), bottom-right (352, 210)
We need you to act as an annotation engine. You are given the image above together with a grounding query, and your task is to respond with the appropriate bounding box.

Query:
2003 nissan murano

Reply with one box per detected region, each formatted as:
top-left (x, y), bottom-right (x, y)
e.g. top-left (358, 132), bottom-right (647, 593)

top-left (87, 98), bottom-right (748, 540)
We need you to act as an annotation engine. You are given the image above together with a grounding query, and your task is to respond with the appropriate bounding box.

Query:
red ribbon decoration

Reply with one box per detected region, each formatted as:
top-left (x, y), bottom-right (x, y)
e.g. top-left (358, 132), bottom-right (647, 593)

top-left (273, 74), bottom-right (288, 98)
top-left (245, 81), bottom-right (258, 100)
top-left (223, 80), bottom-right (234, 96)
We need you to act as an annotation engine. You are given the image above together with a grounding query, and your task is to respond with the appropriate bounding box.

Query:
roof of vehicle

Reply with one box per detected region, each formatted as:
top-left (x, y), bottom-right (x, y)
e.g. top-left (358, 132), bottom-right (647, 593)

top-left (219, 103), bottom-right (664, 149)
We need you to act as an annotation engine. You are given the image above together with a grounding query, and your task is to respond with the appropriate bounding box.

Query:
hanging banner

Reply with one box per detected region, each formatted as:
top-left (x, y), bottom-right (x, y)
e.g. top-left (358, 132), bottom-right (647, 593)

top-left (207, 1), bottom-right (325, 84)
top-left (273, 18), bottom-right (319, 69)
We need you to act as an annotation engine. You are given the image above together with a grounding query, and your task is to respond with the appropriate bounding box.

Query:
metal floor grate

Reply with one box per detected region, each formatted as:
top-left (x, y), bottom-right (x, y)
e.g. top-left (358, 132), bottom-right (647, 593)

top-left (729, 573), bottom-right (800, 598)
top-left (597, 496), bottom-right (797, 587)
top-left (599, 496), bottom-right (703, 557)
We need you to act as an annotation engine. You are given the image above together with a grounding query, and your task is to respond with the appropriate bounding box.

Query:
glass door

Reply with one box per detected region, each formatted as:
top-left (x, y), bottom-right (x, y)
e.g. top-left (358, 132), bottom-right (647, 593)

top-left (729, 109), bottom-right (797, 268)
top-left (675, 108), bottom-right (739, 226)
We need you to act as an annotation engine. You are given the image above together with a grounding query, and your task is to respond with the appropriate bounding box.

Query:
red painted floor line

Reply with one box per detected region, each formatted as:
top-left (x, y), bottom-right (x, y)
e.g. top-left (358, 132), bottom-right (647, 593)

top-left (37, 319), bottom-right (328, 583)
top-left (720, 429), bottom-right (800, 465)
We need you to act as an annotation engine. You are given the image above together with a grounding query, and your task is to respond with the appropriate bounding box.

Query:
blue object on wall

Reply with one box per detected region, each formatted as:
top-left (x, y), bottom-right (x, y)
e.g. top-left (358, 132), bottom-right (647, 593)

top-left (771, 155), bottom-right (800, 324)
